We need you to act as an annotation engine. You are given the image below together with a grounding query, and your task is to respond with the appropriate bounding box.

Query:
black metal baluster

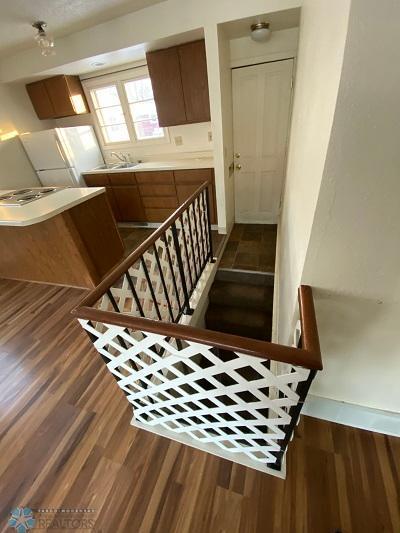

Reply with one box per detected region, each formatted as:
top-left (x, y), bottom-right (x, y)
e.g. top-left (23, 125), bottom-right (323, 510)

top-left (125, 271), bottom-right (145, 317)
top-left (187, 203), bottom-right (200, 280)
top-left (107, 289), bottom-right (121, 314)
top-left (171, 221), bottom-right (193, 315)
top-left (270, 368), bottom-right (317, 471)
top-left (179, 213), bottom-right (194, 295)
top-left (162, 233), bottom-right (184, 318)
top-left (196, 196), bottom-right (206, 268)
top-left (200, 189), bottom-right (211, 265)
top-left (140, 256), bottom-right (162, 321)
top-left (106, 290), bottom-right (151, 400)
top-left (197, 194), bottom-right (207, 268)
top-left (192, 199), bottom-right (202, 277)
top-left (204, 187), bottom-right (215, 262)
top-left (153, 243), bottom-right (175, 322)
top-left (199, 189), bottom-right (209, 257)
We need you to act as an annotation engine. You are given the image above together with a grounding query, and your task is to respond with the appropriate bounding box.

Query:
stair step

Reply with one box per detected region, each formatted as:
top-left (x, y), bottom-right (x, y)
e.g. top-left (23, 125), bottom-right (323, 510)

top-left (205, 304), bottom-right (272, 341)
top-left (209, 280), bottom-right (273, 311)
top-left (216, 269), bottom-right (274, 286)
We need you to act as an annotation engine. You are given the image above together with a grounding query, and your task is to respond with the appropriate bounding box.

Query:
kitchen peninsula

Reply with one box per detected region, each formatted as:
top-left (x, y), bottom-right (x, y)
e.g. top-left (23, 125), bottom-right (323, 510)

top-left (0, 187), bottom-right (124, 288)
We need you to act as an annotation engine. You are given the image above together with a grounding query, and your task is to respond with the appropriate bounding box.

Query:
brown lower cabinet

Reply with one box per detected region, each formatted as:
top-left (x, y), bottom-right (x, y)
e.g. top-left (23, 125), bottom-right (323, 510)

top-left (111, 186), bottom-right (146, 222)
top-left (83, 168), bottom-right (217, 224)
top-left (174, 169), bottom-right (217, 224)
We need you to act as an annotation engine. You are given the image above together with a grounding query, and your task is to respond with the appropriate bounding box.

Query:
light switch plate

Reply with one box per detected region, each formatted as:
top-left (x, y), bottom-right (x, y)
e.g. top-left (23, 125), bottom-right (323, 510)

top-left (174, 136), bottom-right (183, 146)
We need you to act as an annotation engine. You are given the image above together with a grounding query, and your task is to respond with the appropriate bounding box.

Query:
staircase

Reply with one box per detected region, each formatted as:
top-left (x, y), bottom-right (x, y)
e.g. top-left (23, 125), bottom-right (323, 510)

top-left (73, 183), bottom-right (322, 476)
top-left (205, 270), bottom-right (274, 341)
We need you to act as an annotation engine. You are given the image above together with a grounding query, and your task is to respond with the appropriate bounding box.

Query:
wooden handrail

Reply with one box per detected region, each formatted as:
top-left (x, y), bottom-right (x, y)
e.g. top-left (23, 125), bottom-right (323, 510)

top-left (72, 285), bottom-right (322, 370)
top-left (71, 181), bottom-right (322, 371)
top-left (78, 181), bottom-right (209, 309)
top-left (298, 285), bottom-right (321, 359)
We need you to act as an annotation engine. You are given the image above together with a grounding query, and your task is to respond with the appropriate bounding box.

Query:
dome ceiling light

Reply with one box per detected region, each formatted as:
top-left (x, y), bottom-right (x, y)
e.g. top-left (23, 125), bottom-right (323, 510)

top-left (250, 22), bottom-right (271, 42)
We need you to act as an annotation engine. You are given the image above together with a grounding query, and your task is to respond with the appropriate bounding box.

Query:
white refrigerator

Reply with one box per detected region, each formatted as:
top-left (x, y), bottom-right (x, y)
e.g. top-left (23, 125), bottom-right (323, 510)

top-left (20, 126), bottom-right (104, 187)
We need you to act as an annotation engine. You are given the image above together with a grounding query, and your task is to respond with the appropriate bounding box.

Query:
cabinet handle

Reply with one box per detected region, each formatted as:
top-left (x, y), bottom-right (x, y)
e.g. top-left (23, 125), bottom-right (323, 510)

top-left (236, 164), bottom-right (242, 170)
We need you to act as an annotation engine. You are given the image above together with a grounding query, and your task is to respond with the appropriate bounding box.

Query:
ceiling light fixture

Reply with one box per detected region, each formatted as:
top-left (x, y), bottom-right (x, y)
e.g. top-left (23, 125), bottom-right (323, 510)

top-left (250, 22), bottom-right (271, 42)
top-left (32, 21), bottom-right (55, 56)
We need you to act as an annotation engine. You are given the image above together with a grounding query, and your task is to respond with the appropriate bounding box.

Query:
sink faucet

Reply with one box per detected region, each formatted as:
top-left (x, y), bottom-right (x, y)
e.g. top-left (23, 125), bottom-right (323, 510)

top-left (110, 151), bottom-right (129, 163)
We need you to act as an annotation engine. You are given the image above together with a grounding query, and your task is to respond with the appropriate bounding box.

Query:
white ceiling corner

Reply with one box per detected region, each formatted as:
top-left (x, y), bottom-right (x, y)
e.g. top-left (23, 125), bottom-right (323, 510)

top-left (0, 0), bottom-right (165, 58)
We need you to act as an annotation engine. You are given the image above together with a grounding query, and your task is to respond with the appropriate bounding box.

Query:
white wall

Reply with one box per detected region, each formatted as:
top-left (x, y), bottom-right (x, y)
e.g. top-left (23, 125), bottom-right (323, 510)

top-left (0, 82), bottom-right (52, 188)
top-left (229, 27), bottom-right (299, 67)
top-left (276, 0), bottom-right (351, 344)
top-left (217, 26), bottom-right (235, 232)
top-left (56, 114), bottom-right (213, 162)
top-left (302, 0), bottom-right (400, 413)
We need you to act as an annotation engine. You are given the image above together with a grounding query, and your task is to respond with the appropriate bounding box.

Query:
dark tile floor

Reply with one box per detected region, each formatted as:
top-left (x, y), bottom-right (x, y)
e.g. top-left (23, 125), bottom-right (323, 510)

top-left (219, 224), bottom-right (277, 273)
top-left (119, 227), bottom-right (154, 257)
top-left (119, 226), bottom-right (225, 258)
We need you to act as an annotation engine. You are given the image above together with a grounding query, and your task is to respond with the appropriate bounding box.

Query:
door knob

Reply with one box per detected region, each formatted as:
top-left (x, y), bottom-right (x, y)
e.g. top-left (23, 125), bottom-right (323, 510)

top-left (234, 152), bottom-right (240, 158)
top-left (236, 164), bottom-right (242, 170)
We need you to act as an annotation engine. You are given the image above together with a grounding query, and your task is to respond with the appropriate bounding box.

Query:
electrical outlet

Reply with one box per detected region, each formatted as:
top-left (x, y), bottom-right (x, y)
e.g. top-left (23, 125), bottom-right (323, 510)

top-left (208, 131), bottom-right (213, 142)
top-left (174, 136), bottom-right (183, 146)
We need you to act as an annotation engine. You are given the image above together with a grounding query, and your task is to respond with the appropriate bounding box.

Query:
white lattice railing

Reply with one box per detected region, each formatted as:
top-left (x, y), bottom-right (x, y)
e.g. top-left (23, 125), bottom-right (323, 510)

top-left (72, 184), bottom-right (322, 476)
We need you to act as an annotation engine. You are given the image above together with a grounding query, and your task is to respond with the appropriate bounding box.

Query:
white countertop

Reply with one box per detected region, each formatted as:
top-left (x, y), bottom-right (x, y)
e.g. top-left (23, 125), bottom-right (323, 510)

top-left (87, 157), bottom-right (214, 174)
top-left (0, 187), bottom-right (105, 227)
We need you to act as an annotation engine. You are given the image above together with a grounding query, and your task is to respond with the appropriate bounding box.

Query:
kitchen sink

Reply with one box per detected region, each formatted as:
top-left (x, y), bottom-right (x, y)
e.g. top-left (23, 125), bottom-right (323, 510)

top-left (93, 162), bottom-right (138, 170)
top-left (113, 162), bottom-right (139, 169)
top-left (94, 163), bottom-right (121, 170)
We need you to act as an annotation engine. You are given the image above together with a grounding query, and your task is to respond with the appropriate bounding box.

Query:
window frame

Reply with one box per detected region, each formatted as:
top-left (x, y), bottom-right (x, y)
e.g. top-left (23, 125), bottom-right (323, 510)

top-left (82, 67), bottom-right (170, 150)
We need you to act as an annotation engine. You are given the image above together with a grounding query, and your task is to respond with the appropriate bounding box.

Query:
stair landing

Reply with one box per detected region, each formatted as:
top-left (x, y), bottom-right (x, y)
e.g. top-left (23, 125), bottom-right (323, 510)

top-left (219, 224), bottom-right (277, 273)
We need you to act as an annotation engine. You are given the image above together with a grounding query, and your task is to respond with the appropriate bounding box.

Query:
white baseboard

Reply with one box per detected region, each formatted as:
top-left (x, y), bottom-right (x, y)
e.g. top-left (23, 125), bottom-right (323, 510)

top-left (303, 394), bottom-right (400, 437)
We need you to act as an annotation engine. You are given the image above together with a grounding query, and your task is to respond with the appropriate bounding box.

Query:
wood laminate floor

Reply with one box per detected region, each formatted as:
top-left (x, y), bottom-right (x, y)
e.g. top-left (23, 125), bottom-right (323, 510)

top-left (0, 279), bottom-right (399, 533)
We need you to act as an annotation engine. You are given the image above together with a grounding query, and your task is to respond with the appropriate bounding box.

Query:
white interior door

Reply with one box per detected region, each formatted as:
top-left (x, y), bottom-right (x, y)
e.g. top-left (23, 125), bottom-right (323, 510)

top-left (232, 59), bottom-right (293, 223)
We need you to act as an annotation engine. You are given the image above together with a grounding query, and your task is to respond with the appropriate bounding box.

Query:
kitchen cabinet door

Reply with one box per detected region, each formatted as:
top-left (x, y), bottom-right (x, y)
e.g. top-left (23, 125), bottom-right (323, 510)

top-left (105, 188), bottom-right (120, 220)
top-left (108, 172), bottom-right (136, 186)
top-left (174, 169), bottom-right (216, 224)
top-left (144, 208), bottom-right (175, 222)
top-left (83, 174), bottom-right (110, 187)
top-left (45, 76), bottom-right (76, 117)
top-left (178, 40), bottom-right (211, 123)
top-left (26, 75), bottom-right (88, 119)
top-left (112, 186), bottom-right (146, 222)
top-left (146, 48), bottom-right (187, 127)
top-left (26, 81), bottom-right (54, 119)
top-left (176, 183), bottom-right (216, 224)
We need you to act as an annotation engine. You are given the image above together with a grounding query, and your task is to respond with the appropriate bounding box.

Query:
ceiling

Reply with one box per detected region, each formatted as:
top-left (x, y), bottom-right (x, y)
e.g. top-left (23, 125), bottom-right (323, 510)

top-left (0, 0), bottom-right (165, 58)
top-left (221, 8), bottom-right (300, 39)
top-left (23, 28), bottom-right (204, 82)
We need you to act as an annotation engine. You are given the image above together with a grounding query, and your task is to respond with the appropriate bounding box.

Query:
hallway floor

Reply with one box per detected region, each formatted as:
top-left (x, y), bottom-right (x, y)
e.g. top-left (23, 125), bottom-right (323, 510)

top-left (119, 226), bottom-right (225, 258)
top-left (219, 224), bottom-right (277, 273)
top-left (0, 278), bottom-right (398, 533)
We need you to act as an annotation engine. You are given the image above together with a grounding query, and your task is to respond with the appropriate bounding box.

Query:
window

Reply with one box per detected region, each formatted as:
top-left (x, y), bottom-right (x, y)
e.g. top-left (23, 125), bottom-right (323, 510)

top-left (84, 68), bottom-right (167, 148)
top-left (124, 78), bottom-right (164, 140)
top-left (91, 85), bottom-right (130, 143)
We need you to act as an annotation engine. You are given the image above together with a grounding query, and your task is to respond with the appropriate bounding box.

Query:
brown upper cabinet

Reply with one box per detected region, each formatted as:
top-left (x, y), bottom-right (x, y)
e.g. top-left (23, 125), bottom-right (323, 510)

top-left (26, 75), bottom-right (89, 119)
top-left (147, 40), bottom-right (210, 127)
